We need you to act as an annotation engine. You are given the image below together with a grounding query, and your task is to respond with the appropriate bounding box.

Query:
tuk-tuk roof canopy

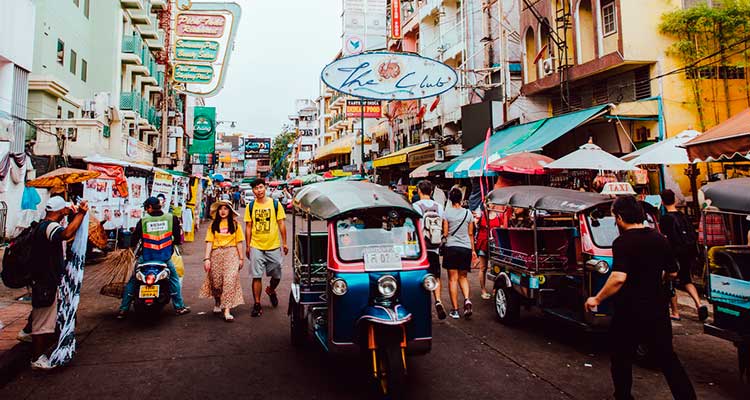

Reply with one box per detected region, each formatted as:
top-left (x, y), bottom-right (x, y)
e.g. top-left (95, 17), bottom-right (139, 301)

top-left (701, 178), bottom-right (750, 213)
top-left (487, 186), bottom-right (612, 213)
top-left (293, 181), bottom-right (421, 220)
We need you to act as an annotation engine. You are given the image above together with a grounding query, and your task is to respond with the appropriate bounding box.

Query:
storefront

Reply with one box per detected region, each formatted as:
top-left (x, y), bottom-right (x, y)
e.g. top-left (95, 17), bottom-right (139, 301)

top-left (372, 142), bottom-right (431, 184)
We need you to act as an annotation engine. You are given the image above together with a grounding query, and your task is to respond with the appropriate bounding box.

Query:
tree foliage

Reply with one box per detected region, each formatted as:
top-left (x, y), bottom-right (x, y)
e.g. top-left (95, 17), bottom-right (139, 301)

top-left (270, 130), bottom-right (296, 179)
top-left (660, 0), bottom-right (750, 130)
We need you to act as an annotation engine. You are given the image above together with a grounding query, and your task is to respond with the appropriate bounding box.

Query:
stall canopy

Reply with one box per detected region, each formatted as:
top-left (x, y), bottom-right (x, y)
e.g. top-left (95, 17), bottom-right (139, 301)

top-left (684, 108), bottom-right (750, 161)
top-left (545, 142), bottom-right (640, 171)
top-left (373, 142), bottom-right (431, 168)
top-left (700, 177), bottom-right (750, 212)
top-left (410, 161), bottom-right (440, 178)
top-left (487, 152), bottom-right (554, 175)
top-left (314, 135), bottom-right (370, 160)
top-left (622, 129), bottom-right (700, 166)
top-left (440, 105), bottom-right (610, 178)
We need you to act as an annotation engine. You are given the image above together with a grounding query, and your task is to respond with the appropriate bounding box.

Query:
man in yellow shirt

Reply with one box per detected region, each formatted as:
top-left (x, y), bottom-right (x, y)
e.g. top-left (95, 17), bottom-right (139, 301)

top-left (245, 178), bottom-right (288, 317)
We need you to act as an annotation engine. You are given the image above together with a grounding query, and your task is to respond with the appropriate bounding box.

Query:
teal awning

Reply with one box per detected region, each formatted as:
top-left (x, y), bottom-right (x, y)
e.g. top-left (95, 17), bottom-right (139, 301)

top-left (445, 105), bottom-right (610, 178)
top-left (427, 160), bottom-right (457, 173)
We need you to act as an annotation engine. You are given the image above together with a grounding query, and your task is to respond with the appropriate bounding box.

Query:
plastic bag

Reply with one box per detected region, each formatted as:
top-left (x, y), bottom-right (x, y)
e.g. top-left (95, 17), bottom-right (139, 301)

top-left (172, 248), bottom-right (185, 278)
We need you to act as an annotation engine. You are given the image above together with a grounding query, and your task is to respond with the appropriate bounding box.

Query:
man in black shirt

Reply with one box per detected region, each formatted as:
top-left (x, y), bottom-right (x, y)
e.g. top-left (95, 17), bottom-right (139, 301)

top-left (585, 196), bottom-right (696, 400)
top-left (659, 189), bottom-right (707, 321)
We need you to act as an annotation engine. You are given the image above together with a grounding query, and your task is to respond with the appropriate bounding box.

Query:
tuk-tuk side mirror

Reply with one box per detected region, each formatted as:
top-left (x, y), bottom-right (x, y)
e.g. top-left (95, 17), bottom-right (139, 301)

top-left (591, 218), bottom-right (600, 228)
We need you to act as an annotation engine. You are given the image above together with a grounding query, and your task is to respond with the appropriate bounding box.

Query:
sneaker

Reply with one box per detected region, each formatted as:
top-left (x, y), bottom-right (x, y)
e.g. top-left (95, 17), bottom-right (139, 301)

top-left (30, 355), bottom-right (54, 371)
top-left (213, 306), bottom-right (222, 314)
top-left (175, 307), bottom-right (191, 316)
top-left (463, 300), bottom-right (473, 320)
top-left (265, 286), bottom-right (279, 308)
top-left (251, 303), bottom-right (263, 317)
top-left (116, 310), bottom-right (128, 320)
top-left (435, 301), bottom-right (447, 320)
top-left (17, 329), bottom-right (32, 343)
top-left (698, 305), bottom-right (709, 322)
top-left (449, 309), bottom-right (460, 319)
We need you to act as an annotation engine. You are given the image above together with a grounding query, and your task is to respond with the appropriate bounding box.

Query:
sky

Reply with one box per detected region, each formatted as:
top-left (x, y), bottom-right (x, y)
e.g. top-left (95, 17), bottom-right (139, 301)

top-left (206, 0), bottom-right (343, 138)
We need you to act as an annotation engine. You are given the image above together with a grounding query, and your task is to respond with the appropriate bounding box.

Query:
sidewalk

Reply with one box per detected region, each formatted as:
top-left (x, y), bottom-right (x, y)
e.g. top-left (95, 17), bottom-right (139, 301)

top-left (0, 284), bottom-right (31, 386)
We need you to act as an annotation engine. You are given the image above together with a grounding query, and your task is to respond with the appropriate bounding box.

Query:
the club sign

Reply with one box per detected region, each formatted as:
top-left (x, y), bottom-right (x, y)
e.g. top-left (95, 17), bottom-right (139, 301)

top-left (321, 52), bottom-right (458, 101)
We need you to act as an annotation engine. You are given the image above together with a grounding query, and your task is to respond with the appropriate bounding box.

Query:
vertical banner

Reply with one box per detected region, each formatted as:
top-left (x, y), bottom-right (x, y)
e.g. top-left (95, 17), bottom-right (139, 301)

top-left (189, 106), bottom-right (216, 154)
top-left (391, 0), bottom-right (401, 39)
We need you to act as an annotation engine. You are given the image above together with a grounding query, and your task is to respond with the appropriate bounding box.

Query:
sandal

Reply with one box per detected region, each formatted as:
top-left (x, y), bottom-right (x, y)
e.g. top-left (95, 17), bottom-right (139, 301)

top-left (213, 306), bottom-right (222, 314)
top-left (224, 314), bottom-right (234, 322)
top-left (480, 292), bottom-right (491, 300)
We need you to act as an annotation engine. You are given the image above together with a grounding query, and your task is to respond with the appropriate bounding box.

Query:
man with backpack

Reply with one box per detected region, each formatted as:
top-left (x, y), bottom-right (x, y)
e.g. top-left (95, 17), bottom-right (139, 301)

top-left (245, 178), bottom-right (288, 317)
top-left (659, 189), bottom-right (708, 321)
top-left (28, 197), bottom-right (88, 369)
top-left (413, 180), bottom-right (447, 320)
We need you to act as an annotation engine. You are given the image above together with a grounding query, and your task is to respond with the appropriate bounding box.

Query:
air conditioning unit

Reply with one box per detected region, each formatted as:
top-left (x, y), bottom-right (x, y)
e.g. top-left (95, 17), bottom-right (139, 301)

top-left (435, 149), bottom-right (445, 162)
top-left (542, 58), bottom-right (555, 76)
top-left (82, 100), bottom-right (94, 113)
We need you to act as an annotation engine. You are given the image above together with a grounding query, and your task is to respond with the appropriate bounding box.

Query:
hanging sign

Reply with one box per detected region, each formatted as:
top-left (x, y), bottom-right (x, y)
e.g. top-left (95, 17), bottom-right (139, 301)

top-left (321, 52), bottom-right (458, 100)
top-left (174, 39), bottom-right (220, 62)
top-left (346, 100), bottom-right (382, 118)
top-left (173, 64), bottom-right (214, 83)
top-left (176, 14), bottom-right (226, 37)
top-left (189, 106), bottom-right (216, 155)
top-left (391, 0), bottom-right (401, 39)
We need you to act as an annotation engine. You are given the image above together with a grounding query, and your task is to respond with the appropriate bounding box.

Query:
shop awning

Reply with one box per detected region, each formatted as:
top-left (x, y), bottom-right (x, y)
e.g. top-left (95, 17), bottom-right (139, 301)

top-left (427, 160), bottom-right (457, 173)
top-left (410, 161), bottom-right (440, 178)
top-left (684, 108), bottom-right (750, 162)
top-left (373, 142), bottom-right (431, 168)
top-left (445, 105), bottom-right (610, 178)
top-left (315, 136), bottom-right (356, 160)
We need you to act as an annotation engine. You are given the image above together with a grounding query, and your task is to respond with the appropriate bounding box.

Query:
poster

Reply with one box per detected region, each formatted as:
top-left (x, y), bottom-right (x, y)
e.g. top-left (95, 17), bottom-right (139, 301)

top-left (151, 171), bottom-right (174, 209)
top-left (172, 176), bottom-right (189, 208)
top-left (128, 177), bottom-right (148, 205)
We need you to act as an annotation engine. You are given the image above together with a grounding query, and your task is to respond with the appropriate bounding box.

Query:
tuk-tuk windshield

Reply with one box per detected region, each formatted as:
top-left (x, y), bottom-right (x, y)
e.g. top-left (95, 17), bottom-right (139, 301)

top-left (335, 214), bottom-right (422, 263)
top-left (586, 208), bottom-right (658, 249)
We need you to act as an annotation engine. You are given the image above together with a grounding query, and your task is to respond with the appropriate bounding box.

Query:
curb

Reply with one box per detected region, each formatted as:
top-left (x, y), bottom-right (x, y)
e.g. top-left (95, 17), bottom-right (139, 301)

top-left (0, 341), bottom-right (30, 387)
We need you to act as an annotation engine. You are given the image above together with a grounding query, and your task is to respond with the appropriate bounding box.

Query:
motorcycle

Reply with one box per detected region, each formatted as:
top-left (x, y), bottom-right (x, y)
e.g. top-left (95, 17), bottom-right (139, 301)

top-left (132, 260), bottom-right (171, 315)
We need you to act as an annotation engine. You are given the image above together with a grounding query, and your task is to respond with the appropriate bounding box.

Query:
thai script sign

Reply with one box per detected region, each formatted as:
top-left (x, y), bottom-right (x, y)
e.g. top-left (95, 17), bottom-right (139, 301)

top-left (322, 52), bottom-right (458, 100)
top-left (175, 39), bottom-right (220, 62)
top-left (176, 14), bottom-right (226, 37)
top-left (391, 0), bottom-right (401, 39)
top-left (346, 100), bottom-right (382, 118)
top-left (173, 64), bottom-right (214, 83)
top-left (244, 138), bottom-right (271, 159)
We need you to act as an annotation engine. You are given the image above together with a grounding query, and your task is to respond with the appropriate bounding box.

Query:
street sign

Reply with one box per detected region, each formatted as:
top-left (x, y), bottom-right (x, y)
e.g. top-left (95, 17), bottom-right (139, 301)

top-left (321, 52), bottom-right (458, 100)
top-left (346, 100), bottom-right (382, 118)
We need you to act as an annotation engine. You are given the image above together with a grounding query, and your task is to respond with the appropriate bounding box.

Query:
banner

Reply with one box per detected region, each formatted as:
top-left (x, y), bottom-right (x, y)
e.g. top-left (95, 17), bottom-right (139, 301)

top-left (391, 0), bottom-right (401, 39)
top-left (244, 138), bottom-right (271, 159)
top-left (189, 106), bottom-right (216, 154)
top-left (346, 100), bottom-right (382, 118)
top-left (151, 171), bottom-right (174, 210)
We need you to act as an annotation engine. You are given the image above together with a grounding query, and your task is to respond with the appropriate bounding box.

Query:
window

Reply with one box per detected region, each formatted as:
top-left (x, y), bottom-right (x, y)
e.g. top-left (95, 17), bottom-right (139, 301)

top-left (67, 111), bottom-right (75, 119)
top-left (83, 0), bottom-right (89, 18)
top-left (57, 106), bottom-right (62, 119)
top-left (57, 40), bottom-right (65, 65)
top-left (81, 59), bottom-right (88, 82)
top-left (601, 1), bottom-right (617, 36)
top-left (73, 0), bottom-right (79, 6)
top-left (70, 50), bottom-right (77, 74)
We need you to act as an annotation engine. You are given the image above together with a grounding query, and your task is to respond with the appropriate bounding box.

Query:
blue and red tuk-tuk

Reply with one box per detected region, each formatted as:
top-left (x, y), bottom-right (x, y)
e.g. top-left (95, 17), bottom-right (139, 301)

top-left (485, 186), bottom-right (618, 329)
top-left (289, 181), bottom-right (437, 397)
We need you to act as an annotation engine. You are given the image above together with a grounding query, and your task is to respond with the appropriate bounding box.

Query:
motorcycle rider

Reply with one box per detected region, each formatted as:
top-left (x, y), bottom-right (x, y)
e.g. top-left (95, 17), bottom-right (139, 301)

top-left (117, 197), bottom-right (190, 319)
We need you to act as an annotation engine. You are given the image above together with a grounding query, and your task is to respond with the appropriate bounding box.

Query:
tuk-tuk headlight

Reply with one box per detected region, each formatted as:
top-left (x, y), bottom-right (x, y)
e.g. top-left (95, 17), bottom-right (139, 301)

top-left (331, 278), bottom-right (348, 296)
top-left (422, 274), bottom-right (438, 292)
top-left (586, 259), bottom-right (611, 274)
top-left (377, 275), bottom-right (398, 298)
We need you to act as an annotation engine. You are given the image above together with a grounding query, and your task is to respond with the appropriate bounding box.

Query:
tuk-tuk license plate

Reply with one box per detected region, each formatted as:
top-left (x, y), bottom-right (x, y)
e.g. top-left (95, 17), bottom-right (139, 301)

top-left (364, 247), bottom-right (402, 271)
top-left (139, 285), bottom-right (159, 298)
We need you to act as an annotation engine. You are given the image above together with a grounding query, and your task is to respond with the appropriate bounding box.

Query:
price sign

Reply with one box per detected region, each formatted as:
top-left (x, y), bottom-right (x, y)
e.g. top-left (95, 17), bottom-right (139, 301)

top-left (363, 246), bottom-right (402, 271)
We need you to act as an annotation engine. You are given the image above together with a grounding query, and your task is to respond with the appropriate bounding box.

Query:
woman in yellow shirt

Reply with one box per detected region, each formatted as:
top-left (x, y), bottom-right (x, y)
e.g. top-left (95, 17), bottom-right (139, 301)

top-left (199, 200), bottom-right (244, 322)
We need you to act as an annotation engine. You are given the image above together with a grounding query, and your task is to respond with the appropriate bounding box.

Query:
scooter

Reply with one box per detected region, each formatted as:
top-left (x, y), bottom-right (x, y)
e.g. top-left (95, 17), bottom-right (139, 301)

top-left (132, 261), bottom-right (171, 315)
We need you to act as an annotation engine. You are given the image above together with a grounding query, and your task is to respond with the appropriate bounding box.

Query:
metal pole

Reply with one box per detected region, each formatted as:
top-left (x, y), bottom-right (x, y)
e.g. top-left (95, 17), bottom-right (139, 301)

top-left (360, 100), bottom-right (365, 176)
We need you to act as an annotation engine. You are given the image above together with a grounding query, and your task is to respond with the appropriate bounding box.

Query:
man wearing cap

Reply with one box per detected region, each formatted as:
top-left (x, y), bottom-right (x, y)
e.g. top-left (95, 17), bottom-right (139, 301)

top-left (116, 197), bottom-right (190, 318)
top-left (29, 196), bottom-right (88, 370)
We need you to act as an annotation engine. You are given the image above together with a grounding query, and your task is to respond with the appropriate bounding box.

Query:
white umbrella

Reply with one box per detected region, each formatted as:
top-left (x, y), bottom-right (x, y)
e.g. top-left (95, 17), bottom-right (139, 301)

top-left (409, 161), bottom-right (439, 178)
top-left (621, 129), bottom-right (700, 166)
top-left (545, 142), bottom-right (640, 171)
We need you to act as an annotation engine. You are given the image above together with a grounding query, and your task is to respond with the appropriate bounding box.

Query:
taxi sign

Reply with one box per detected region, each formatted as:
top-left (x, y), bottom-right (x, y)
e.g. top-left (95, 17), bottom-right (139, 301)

top-left (601, 182), bottom-right (636, 196)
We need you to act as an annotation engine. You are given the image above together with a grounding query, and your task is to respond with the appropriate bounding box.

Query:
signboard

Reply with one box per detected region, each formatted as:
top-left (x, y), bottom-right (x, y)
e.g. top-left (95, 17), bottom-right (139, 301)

top-left (321, 52), bottom-right (458, 100)
top-left (346, 100), bottom-right (382, 118)
top-left (174, 39), bottom-right (220, 62)
top-left (408, 148), bottom-right (435, 169)
top-left (189, 106), bottom-right (216, 154)
top-left (244, 159), bottom-right (258, 177)
top-left (244, 138), bottom-right (271, 159)
top-left (342, 164), bottom-right (359, 173)
top-left (342, 0), bottom-right (387, 56)
top-left (391, 0), bottom-right (401, 39)
top-left (151, 171), bottom-right (174, 210)
top-left (173, 64), bottom-right (214, 83)
top-left (191, 164), bottom-right (205, 175)
top-left (172, 2), bottom-right (241, 98)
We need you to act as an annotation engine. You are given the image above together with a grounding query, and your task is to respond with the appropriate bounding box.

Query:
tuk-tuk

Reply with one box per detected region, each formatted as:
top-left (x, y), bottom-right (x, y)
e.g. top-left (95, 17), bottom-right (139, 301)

top-left (289, 181), bottom-right (437, 397)
top-left (485, 186), bottom-right (617, 329)
top-left (699, 178), bottom-right (750, 380)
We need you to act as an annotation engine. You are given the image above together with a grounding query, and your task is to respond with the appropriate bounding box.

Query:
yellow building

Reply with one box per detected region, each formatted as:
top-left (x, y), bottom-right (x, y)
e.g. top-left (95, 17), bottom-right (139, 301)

top-left (518, 0), bottom-right (748, 200)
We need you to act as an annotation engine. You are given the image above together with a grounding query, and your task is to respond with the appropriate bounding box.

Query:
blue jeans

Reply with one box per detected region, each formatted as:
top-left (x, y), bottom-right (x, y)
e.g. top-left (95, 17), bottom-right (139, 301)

top-left (119, 259), bottom-right (185, 311)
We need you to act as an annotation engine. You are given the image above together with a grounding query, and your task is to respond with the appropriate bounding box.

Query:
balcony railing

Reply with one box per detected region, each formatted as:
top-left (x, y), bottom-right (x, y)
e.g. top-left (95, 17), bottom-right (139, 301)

top-left (122, 33), bottom-right (144, 55)
top-left (120, 92), bottom-right (141, 111)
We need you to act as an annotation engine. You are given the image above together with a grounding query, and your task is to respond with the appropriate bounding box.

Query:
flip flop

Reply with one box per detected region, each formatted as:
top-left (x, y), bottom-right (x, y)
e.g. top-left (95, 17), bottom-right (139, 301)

top-left (224, 314), bottom-right (234, 322)
top-left (670, 315), bottom-right (681, 321)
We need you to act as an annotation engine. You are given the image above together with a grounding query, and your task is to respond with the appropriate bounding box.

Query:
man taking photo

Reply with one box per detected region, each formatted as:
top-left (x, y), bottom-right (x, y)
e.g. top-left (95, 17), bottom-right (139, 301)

top-left (245, 179), bottom-right (288, 317)
top-left (585, 196), bottom-right (696, 400)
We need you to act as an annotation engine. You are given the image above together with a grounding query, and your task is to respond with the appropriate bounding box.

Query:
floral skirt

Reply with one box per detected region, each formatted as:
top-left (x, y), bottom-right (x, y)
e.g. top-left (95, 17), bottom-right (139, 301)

top-left (199, 246), bottom-right (244, 309)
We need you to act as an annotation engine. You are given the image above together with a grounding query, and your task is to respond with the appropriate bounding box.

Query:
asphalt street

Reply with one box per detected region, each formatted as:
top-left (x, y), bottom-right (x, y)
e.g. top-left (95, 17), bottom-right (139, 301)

top-left (0, 221), bottom-right (747, 399)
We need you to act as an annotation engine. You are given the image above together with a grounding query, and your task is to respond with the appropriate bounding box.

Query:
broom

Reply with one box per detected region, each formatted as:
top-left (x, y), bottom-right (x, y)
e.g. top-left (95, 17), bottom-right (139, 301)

top-left (82, 248), bottom-right (135, 298)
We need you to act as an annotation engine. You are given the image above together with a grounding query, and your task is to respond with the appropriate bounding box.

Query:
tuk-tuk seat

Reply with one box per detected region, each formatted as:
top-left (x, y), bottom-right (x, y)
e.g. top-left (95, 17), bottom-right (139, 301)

top-left (491, 227), bottom-right (572, 270)
top-left (295, 232), bottom-right (329, 283)
top-left (710, 246), bottom-right (750, 280)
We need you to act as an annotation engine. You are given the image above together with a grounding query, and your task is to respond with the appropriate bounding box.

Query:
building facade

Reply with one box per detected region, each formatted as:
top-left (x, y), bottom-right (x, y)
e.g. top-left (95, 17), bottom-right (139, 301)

top-left (287, 99), bottom-right (319, 177)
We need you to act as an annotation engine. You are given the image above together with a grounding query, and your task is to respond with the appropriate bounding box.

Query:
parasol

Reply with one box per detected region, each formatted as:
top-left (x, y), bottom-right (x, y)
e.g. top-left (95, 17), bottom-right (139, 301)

top-left (621, 129), bottom-right (700, 166)
top-left (219, 181), bottom-right (232, 188)
top-left (287, 178), bottom-right (303, 186)
top-left (212, 173), bottom-right (225, 182)
top-left (322, 171), bottom-right (335, 179)
top-left (487, 152), bottom-right (555, 175)
top-left (26, 167), bottom-right (101, 192)
top-left (545, 143), bottom-right (640, 171)
top-left (268, 181), bottom-right (282, 187)
top-left (301, 174), bottom-right (325, 185)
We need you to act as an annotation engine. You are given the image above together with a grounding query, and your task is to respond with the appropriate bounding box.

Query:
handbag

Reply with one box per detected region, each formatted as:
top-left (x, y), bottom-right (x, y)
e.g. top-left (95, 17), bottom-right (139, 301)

top-left (32, 284), bottom-right (56, 308)
top-left (172, 247), bottom-right (185, 278)
top-left (441, 209), bottom-right (469, 256)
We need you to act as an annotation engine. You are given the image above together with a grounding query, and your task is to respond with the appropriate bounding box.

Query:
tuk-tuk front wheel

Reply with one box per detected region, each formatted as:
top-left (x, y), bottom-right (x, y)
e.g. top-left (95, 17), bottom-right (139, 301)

top-left (495, 286), bottom-right (520, 324)
top-left (288, 293), bottom-right (306, 347)
top-left (372, 344), bottom-right (406, 399)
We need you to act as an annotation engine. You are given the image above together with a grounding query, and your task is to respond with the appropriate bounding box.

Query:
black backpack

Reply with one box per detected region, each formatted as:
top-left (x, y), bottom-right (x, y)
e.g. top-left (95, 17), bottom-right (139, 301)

top-left (1, 221), bottom-right (47, 288)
